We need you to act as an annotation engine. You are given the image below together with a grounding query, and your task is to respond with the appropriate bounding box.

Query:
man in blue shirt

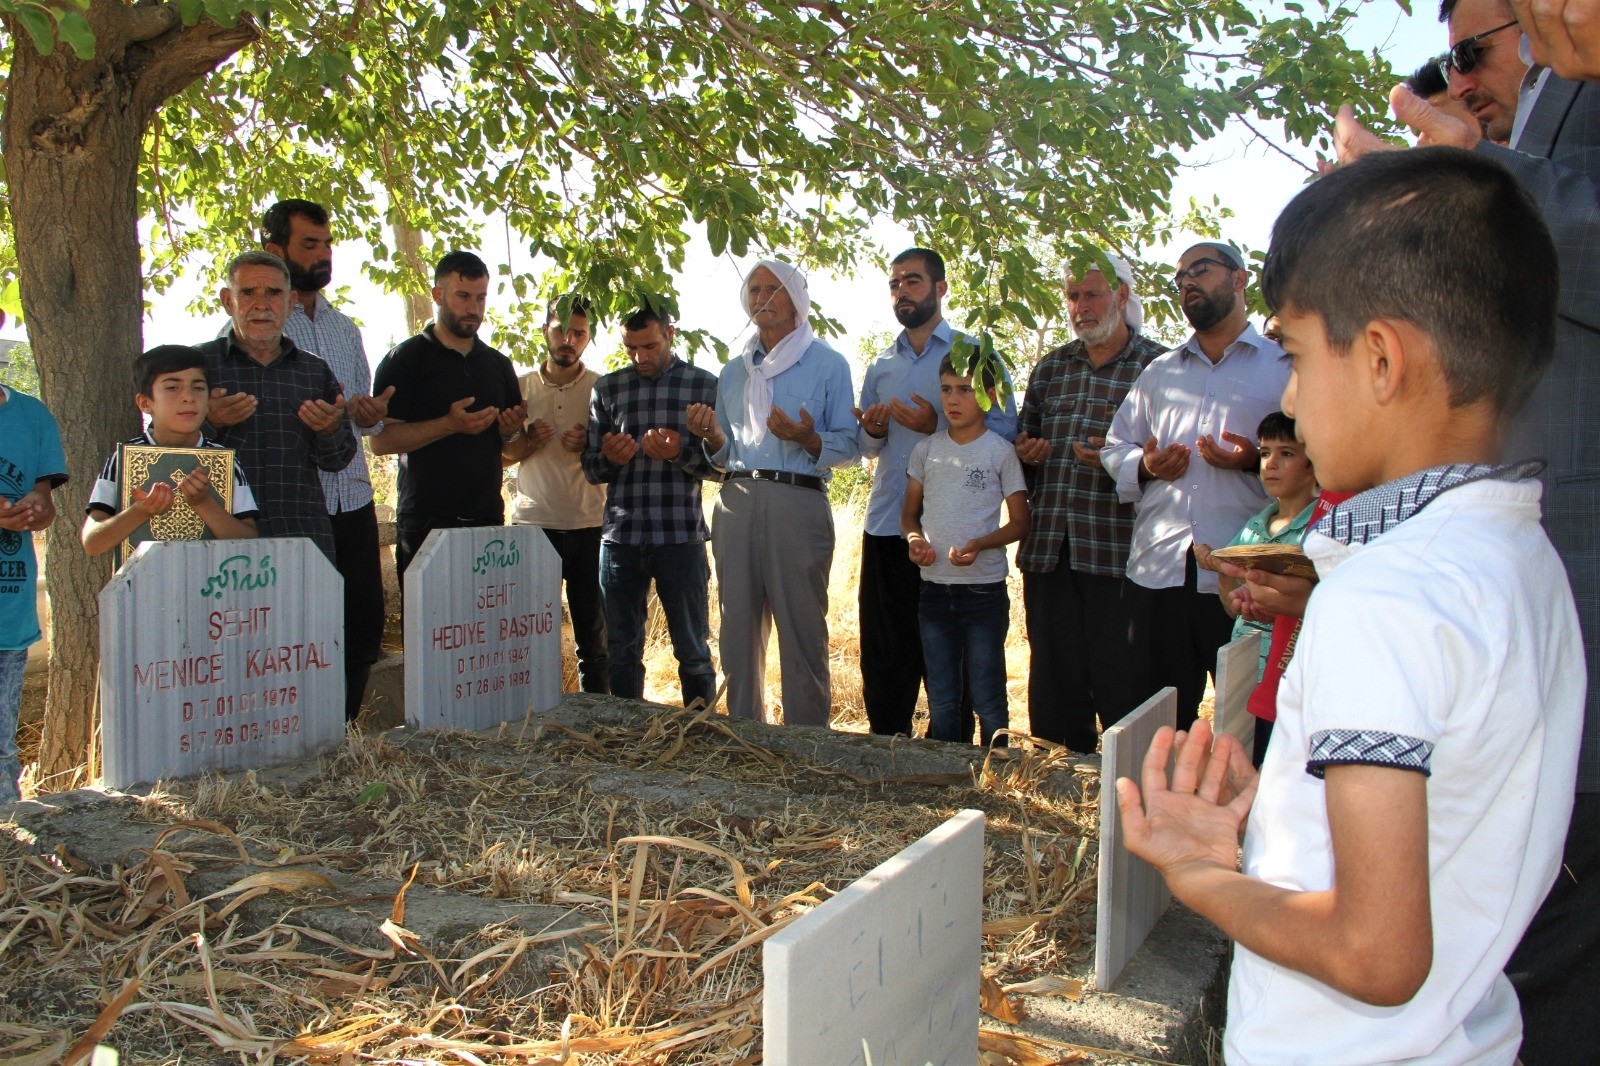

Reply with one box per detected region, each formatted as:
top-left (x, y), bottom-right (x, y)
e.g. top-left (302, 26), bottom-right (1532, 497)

top-left (687, 260), bottom-right (860, 727)
top-left (854, 248), bottom-right (1016, 737)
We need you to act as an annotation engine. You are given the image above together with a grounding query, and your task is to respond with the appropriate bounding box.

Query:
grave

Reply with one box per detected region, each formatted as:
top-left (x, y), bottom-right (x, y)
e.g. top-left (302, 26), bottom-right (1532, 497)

top-left (1094, 687), bottom-right (1177, 991)
top-left (1212, 630), bottom-right (1261, 752)
top-left (403, 526), bottom-right (562, 733)
top-left (763, 808), bottom-right (984, 1066)
top-left (99, 538), bottom-right (345, 789)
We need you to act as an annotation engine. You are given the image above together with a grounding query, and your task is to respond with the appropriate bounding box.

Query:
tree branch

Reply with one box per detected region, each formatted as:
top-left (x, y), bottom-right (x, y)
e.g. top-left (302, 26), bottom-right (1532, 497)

top-left (125, 6), bottom-right (261, 123)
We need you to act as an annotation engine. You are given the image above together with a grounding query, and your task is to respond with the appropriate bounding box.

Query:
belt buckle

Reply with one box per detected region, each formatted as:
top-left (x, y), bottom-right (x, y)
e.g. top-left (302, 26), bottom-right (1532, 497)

top-left (752, 469), bottom-right (774, 482)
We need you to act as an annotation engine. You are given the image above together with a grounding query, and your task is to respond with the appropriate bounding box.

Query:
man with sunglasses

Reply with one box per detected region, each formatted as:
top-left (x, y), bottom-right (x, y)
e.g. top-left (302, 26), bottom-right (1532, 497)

top-left (1335, 6), bottom-right (1600, 1058)
top-left (1100, 243), bottom-right (1290, 732)
top-left (1442, 4), bottom-right (1529, 141)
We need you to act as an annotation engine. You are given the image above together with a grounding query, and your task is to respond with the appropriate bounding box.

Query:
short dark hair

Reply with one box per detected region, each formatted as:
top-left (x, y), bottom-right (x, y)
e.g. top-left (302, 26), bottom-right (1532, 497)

top-left (546, 294), bottom-right (593, 325)
top-left (622, 306), bottom-right (673, 333)
top-left (135, 344), bottom-right (208, 397)
top-left (1439, 0), bottom-right (1457, 20)
top-left (225, 249), bottom-right (291, 287)
top-left (891, 247), bottom-right (946, 282)
top-left (434, 251), bottom-right (489, 284)
top-left (1257, 411), bottom-right (1297, 443)
top-left (1262, 146), bottom-right (1557, 417)
top-left (939, 352), bottom-right (1001, 393)
top-left (1405, 58), bottom-right (1450, 98)
top-left (259, 199), bottom-right (329, 249)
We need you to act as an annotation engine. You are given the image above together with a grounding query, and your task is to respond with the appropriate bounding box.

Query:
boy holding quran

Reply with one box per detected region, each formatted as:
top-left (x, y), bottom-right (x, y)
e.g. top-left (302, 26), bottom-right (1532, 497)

top-left (82, 345), bottom-right (260, 557)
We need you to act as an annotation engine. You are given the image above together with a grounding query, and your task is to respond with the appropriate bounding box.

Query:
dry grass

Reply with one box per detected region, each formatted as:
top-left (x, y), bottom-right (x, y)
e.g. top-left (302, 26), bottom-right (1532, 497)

top-left (1, 709), bottom-right (1119, 1063)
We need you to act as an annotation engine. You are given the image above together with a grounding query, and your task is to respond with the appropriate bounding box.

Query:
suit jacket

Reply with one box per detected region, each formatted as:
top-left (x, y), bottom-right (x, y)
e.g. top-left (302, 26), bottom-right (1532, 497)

top-left (1480, 75), bottom-right (1600, 793)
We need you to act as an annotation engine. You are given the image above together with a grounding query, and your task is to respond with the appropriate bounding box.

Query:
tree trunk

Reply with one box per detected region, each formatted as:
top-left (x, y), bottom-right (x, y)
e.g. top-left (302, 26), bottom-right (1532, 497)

top-left (392, 218), bottom-right (432, 335)
top-left (2, 2), bottom-right (257, 787)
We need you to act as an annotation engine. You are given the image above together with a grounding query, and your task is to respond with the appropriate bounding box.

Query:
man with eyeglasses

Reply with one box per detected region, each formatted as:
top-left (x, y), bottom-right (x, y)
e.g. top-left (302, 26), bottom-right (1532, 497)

top-left (1100, 243), bottom-right (1290, 733)
top-left (1442, 4), bottom-right (1529, 142)
top-left (1335, 6), bottom-right (1600, 1060)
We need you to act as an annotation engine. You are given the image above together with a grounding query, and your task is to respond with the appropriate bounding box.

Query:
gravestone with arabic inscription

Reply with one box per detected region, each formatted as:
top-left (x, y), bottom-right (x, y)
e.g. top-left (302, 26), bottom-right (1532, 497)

top-left (403, 526), bottom-right (562, 733)
top-left (99, 539), bottom-right (345, 789)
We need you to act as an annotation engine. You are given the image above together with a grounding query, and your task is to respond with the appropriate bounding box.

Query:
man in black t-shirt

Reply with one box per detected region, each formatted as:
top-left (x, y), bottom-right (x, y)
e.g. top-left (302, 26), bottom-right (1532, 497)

top-left (372, 251), bottom-right (526, 592)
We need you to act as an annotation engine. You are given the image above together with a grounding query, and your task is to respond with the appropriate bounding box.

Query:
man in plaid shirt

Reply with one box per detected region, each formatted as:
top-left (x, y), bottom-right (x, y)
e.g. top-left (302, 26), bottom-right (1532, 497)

top-left (1015, 255), bottom-right (1162, 752)
top-left (582, 307), bottom-right (721, 707)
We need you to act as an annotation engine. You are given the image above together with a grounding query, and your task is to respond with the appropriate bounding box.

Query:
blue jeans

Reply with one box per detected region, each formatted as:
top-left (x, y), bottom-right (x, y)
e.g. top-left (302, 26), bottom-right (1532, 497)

top-left (0, 648), bottom-right (29, 804)
top-left (919, 581), bottom-right (1010, 747)
top-left (600, 540), bottom-right (716, 707)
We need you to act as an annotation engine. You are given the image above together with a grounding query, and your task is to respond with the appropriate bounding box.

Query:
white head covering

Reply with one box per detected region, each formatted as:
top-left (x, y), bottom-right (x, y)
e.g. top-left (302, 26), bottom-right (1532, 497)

top-left (1064, 254), bottom-right (1144, 334)
top-left (736, 259), bottom-right (816, 446)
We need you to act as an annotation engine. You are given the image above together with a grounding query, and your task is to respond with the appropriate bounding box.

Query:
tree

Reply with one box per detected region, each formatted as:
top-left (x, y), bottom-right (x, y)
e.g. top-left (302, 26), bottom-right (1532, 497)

top-left (1, 0), bottom-right (1390, 784)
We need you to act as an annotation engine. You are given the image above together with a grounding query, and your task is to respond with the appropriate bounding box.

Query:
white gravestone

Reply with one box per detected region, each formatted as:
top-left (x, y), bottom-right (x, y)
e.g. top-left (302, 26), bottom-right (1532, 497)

top-left (764, 809), bottom-right (984, 1066)
top-left (1213, 630), bottom-right (1262, 754)
top-left (1095, 687), bottom-right (1178, 990)
top-left (403, 526), bottom-right (561, 733)
top-left (99, 539), bottom-right (345, 789)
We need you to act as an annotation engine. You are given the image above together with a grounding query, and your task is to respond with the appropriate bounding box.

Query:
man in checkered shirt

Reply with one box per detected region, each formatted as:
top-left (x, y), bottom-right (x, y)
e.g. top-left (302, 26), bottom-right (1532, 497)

top-left (581, 307), bottom-right (721, 707)
top-left (1014, 255), bottom-right (1163, 753)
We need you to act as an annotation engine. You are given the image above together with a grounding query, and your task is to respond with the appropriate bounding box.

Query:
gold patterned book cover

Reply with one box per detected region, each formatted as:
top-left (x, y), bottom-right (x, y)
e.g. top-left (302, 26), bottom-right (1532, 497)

top-left (118, 445), bottom-right (235, 561)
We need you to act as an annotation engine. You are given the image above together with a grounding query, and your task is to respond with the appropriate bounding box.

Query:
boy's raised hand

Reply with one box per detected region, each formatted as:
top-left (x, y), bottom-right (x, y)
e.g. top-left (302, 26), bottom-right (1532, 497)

top-left (175, 466), bottom-right (215, 509)
top-left (131, 482), bottom-right (176, 517)
top-left (949, 540), bottom-right (981, 566)
top-left (1217, 561), bottom-right (1315, 620)
top-left (906, 533), bottom-right (935, 567)
top-left (1117, 720), bottom-right (1258, 883)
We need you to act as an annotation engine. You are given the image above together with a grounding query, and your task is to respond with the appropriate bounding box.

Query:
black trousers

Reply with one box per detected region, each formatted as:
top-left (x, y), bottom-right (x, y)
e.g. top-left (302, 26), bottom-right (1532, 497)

top-left (859, 533), bottom-right (927, 736)
top-left (1507, 791), bottom-right (1600, 1063)
top-left (1022, 553), bottom-right (1148, 753)
top-left (330, 502), bottom-right (386, 721)
top-left (1125, 547), bottom-right (1235, 730)
top-left (538, 526), bottom-right (610, 694)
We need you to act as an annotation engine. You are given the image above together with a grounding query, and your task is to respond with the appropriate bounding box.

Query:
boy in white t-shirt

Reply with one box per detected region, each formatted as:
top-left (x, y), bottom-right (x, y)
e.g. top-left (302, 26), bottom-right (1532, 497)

top-left (901, 354), bottom-right (1028, 747)
top-left (1117, 148), bottom-right (1585, 1064)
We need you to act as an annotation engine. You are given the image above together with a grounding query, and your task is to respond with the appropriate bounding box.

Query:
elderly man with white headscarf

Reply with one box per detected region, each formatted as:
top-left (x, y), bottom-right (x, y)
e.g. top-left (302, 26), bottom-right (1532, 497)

top-left (685, 259), bottom-right (859, 727)
top-left (1012, 252), bottom-right (1167, 753)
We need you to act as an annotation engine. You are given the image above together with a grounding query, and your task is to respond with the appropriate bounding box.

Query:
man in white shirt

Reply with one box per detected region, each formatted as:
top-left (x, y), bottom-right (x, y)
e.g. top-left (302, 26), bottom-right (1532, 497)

top-left (505, 297), bottom-right (609, 693)
top-left (1101, 242), bottom-right (1291, 728)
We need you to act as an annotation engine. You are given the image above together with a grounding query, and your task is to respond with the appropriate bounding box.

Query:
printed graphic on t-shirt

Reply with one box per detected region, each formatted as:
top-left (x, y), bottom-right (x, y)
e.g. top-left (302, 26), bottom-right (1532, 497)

top-left (964, 467), bottom-right (988, 492)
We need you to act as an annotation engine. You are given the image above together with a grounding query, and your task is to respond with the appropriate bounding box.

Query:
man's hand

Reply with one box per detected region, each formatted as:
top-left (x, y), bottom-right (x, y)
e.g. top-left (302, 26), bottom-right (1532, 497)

top-left (1194, 542), bottom-right (1218, 573)
top-left (445, 397), bottom-right (499, 435)
top-left (130, 483), bottom-right (176, 517)
top-left (853, 402), bottom-right (891, 439)
top-left (1196, 430), bottom-right (1258, 471)
top-left (298, 395), bottom-right (348, 436)
top-left (1071, 435), bottom-right (1106, 468)
top-left (949, 540), bottom-right (981, 566)
top-left (685, 403), bottom-right (725, 451)
top-left (1140, 436), bottom-right (1190, 481)
top-left (208, 388), bottom-right (257, 428)
top-left (767, 404), bottom-right (817, 443)
top-left (1217, 562), bottom-right (1315, 620)
top-left (906, 533), bottom-right (935, 567)
top-left (498, 402), bottom-right (529, 439)
top-left (641, 427), bottom-right (683, 461)
top-left (1116, 720), bottom-right (1259, 882)
top-left (1513, 0), bottom-right (1600, 80)
top-left (601, 431), bottom-right (639, 466)
top-left (887, 393), bottom-right (937, 435)
top-left (174, 466), bottom-right (215, 508)
top-left (560, 423), bottom-right (587, 454)
top-left (347, 385), bottom-right (395, 429)
top-left (1015, 431), bottom-right (1051, 467)
top-left (523, 418), bottom-right (557, 452)
top-left (1333, 90), bottom-right (1480, 170)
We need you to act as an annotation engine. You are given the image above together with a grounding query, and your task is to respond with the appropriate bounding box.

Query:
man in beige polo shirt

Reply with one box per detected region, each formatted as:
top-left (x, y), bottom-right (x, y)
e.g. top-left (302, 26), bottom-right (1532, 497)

top-left (506, 296), bottom-right (609, 692)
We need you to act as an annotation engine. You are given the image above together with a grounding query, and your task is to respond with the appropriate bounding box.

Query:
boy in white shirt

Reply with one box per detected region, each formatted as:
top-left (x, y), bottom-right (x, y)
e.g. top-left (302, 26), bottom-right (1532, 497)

top-left (901, 354), bottom-right (1028, 746)
top-left (1117, 148), bottom-right (1585, 1063)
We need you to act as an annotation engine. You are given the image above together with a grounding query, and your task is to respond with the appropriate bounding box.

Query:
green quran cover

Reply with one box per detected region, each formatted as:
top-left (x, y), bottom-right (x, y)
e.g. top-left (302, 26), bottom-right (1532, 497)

top-left (117, 444), bottom-right (235, 563)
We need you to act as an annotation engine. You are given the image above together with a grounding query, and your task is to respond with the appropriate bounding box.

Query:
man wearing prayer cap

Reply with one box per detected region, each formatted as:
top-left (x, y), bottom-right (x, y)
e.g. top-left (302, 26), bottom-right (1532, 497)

top-left (686, 260), bottom-right (860, 726)
top-left (1014, 253), bottom-right (1165, 752)
top-left (1100, 242), bottom-right (1291, 731)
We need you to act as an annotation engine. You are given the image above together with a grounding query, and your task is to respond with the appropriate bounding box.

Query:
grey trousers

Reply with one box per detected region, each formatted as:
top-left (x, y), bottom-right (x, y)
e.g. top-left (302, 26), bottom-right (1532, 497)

top-left (711, 479), bottom-right (835, 726)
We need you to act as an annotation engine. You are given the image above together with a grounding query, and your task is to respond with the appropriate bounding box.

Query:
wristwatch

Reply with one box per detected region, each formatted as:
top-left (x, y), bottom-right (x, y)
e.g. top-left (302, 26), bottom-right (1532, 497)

top-left (503, 429), bottom-right (525, 444)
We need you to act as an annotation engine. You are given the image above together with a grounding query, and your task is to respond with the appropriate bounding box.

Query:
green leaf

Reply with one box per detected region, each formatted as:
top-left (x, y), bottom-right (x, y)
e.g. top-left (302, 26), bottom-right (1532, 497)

top-left (54, 11), bottom-right (95, 60)
top-left (15, 6), bottom-right (57, 56)
top-left (355, 781), bottom-right (389, 805)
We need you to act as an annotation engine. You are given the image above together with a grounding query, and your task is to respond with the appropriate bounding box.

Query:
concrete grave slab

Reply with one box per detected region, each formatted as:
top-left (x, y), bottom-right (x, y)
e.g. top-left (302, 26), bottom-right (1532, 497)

top-left (403, 526), bottom-right (562, 733)
top-left (1213, 630), bottom-right (1262, 753)
top-left (99, 539), bottom-right (345, 790)
top-left (1095, 687), bottom-right (1177, 991)
top-left (764, 808), bottom-right (984, 1066)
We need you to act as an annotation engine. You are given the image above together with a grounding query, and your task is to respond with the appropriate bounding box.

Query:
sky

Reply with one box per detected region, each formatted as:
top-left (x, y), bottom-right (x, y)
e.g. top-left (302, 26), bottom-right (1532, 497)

top-left (1, 2), bottom-right (1447, 382)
